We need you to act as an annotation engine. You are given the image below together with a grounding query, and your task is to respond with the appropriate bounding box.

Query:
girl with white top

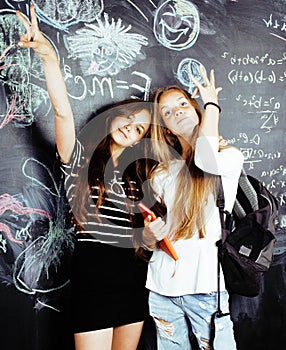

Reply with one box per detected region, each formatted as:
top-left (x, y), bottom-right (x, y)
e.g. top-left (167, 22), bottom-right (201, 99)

top-left (142, 67), bottom-right (244, 349)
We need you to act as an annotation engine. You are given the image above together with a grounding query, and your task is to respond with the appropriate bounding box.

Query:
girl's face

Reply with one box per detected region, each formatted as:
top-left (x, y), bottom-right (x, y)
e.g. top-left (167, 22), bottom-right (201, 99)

top-left (158, 89), bottom-right (199, 138)
top-left (110, 108), bottom-right (151, 149)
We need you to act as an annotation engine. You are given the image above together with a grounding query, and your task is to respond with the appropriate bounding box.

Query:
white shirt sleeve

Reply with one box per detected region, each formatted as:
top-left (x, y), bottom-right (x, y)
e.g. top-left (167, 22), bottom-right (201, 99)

top-left (194, 136), bottom-right (244, 177)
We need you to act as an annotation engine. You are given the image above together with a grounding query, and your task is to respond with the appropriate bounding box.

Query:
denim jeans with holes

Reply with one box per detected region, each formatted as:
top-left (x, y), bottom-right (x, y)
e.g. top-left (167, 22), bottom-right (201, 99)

top-left (149, 290), bottom-right (237, 350)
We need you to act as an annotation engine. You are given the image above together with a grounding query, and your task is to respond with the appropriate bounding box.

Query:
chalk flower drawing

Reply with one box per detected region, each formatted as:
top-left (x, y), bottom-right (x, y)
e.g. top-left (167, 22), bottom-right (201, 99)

top-left (64, 13), bottom-right (149, 77)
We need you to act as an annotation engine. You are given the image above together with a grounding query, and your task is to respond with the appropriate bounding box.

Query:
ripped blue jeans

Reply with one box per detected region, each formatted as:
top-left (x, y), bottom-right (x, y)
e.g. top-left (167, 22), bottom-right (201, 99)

top-left (149, 291), bottom-right (237, 350)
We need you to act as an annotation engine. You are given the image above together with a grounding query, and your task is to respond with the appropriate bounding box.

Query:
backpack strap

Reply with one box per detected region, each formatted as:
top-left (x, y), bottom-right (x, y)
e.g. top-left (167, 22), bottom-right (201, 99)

top-left (210, 177), bottom-right (231, 349)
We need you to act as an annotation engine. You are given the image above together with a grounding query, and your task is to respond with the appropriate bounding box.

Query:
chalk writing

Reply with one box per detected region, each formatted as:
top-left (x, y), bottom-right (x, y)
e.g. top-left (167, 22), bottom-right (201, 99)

top-left (228, 69), bottom-right (280, 85)
top-left (64, 63), bottom-right (152, 100)
top-left (236, 94), bottom-right (281, 110)
top-left (262, 13), bottom-right (286, 37)
top-left (265, 178), bottom-right (286, 192)
top-left (227, 133), bottom-right (261, 146)
top-left (64, 13), bottom-right (148, 77)
top-left (221, 52), bottom-right (286, 66)
top-left (240, 147), bottom-right (282, 172)
top-left (261, 165), bottom-right (286, 178)
top-left (235, 94), bottom-right (280, 133)
top-left (153, 0), bottom-right (200, 51)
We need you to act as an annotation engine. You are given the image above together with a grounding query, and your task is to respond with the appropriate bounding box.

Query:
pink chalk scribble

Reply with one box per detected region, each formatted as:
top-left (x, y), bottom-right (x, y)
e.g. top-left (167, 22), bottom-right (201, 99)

top-left (0, 193), bottom-right (50, 245)
top-left (0, 94), bottom-right (26, 129)
top-left (0, 222), bottom-right (22, 245)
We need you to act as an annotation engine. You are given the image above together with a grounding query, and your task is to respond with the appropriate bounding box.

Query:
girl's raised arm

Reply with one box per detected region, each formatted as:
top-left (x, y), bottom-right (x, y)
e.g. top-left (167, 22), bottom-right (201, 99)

top-left (16, 5), bottom-right (75, 163)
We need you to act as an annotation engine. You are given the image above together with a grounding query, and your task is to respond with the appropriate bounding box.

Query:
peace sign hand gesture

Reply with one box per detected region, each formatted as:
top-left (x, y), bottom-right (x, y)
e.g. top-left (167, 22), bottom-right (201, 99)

top-left (16, 5), bottom-right (56, 61)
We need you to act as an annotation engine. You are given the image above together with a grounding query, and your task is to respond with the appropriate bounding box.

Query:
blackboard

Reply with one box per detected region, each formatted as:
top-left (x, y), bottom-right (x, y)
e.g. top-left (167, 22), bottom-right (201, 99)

top-left (0, 1), bottom-right (285, 349)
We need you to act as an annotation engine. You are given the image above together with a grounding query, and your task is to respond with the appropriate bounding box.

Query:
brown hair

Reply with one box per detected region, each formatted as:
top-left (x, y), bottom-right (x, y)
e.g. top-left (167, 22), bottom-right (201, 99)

top-left (151, 86), bottom-right (218, 240)
top-left (72, 99), bottom-right (153, 231)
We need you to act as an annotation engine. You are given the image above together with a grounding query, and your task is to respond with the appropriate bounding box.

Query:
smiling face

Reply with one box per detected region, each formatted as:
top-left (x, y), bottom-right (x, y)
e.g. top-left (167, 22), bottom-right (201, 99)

top-left (110, 108), bottom-right (151, 150)
top-left (159, 89), bottom-right (199, 139)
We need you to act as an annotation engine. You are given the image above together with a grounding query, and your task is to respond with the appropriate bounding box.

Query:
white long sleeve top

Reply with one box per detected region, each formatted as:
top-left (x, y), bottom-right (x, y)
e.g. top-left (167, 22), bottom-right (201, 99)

top-left (146, 136), bottom-right (244, 296)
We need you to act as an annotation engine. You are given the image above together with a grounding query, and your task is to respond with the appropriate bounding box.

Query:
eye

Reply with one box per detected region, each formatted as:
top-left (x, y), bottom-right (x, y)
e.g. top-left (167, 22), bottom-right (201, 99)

top-left (180, 101), bottom-right (188, 107)
top-left (136, 126), bottom-right (145, 135)
top-left (163, 110), bottom-right (171, 118)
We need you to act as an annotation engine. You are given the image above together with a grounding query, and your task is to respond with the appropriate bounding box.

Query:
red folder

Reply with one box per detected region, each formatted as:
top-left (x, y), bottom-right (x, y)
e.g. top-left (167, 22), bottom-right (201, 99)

top-left (137, 202), bottom-right (179, 261)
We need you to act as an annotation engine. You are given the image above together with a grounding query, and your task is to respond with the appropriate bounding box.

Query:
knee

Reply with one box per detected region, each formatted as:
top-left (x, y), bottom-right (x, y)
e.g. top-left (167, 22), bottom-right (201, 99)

top-left (152, 316), bottom-right (174, 339)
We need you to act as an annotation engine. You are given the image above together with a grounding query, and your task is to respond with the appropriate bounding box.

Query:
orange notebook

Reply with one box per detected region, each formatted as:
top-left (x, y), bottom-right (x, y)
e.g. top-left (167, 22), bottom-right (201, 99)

top-left (137, 202), bottom-right (179, 261)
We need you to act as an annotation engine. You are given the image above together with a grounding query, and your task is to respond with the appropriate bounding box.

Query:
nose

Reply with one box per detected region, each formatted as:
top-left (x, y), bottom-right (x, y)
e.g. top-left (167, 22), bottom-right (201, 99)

top-left (125, 124), bottom-right (132, 132)
top-left (175, 108), bottom-right (183, 118)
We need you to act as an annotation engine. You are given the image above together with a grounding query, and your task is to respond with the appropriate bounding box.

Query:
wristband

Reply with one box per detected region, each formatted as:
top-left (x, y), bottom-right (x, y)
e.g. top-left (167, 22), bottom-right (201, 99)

top-left (204, 102), bottom-right (221, 113)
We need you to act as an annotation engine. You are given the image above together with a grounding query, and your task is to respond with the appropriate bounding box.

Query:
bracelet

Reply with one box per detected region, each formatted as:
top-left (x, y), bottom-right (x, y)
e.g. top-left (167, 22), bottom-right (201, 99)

top-left (204, 102), bottom-right (221, 113)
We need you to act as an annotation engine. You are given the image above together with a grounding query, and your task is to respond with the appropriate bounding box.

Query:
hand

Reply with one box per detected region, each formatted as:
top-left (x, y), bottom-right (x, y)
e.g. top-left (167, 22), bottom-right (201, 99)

top-left (219, 135), bottom-right (229, 147)
top-left (190, 65), bottom-right (222, 105)
top-left (16, 5), bottom-right (56, 61)
top-left (142, 216), bottom-right (169, 247)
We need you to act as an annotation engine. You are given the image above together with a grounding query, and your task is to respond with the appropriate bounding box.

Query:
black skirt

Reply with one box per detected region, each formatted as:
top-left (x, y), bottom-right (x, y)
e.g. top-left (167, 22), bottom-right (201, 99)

top-left (70, 240), bottom-right (150, 333)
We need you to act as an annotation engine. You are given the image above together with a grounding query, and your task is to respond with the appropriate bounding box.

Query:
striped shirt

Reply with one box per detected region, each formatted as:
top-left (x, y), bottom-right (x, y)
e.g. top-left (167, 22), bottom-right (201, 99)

top-left (61, 139), bottom-right (142, 248)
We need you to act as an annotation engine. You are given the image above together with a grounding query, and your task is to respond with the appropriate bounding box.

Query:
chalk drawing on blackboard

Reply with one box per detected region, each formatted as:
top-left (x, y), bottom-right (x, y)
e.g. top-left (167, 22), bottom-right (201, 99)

top-left (153, 0), bottom-right (200, 51)
top-left (0, 193), bottom-right (50, 246)
top-left (0, 158), bottom-right (74, 310)
top-left (125, 0), bottom-right (157, 22)
top-left (176, 57), bottom-right (206, 92)
top-left (21, 0), bottom-right (104, 31)
top-left (0, 11), bottom-right (57, 126)
top-left (64, 12), bottom-right (148, 77)
top-left (262, 13), bottom-right (286, 42)
top-left (0, 94), bottom-right (26, 128)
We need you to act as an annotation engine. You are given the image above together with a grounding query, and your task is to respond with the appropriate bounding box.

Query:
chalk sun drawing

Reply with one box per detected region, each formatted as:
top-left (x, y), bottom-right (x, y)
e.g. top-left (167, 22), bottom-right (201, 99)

top-left (64, 13), bottom-right (148, 77)
top-left (154, 0), bottom-right (200, 51)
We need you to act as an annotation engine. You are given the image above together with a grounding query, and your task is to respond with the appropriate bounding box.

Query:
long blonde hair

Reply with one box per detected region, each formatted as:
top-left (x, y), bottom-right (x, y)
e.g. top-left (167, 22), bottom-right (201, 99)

top-left (151, 86), bottom-right (218, 240)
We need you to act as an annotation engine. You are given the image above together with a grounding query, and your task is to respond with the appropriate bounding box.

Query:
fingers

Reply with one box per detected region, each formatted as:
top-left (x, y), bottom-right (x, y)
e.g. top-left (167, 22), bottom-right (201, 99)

top-left (30, 4), bottom-right (39, 31)
top-left (16, 5), bottom-right (39, 43)
top-left (16, 10), bottom-right (31, 31)
top-left (199, 65), bottom-right (210, 86)
top-left (191, 87), bottom-right (199, 98)
top-left (190, 66), bottom-right (222, 101)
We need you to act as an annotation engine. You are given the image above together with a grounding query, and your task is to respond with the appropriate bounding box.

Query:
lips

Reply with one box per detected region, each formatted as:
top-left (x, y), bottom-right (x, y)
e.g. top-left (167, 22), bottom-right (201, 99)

top-left (177, 117), bottom-right (188, 124)
top-left (118, 128), bottom-right (127, 138)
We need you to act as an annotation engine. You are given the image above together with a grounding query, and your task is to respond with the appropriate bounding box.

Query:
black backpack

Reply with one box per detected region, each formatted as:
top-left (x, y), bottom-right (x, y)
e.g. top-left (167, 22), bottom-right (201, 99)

top-left (216, 171), bottom-right (278, 298)
top-left (210, 172), bottom-right (278, 349)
